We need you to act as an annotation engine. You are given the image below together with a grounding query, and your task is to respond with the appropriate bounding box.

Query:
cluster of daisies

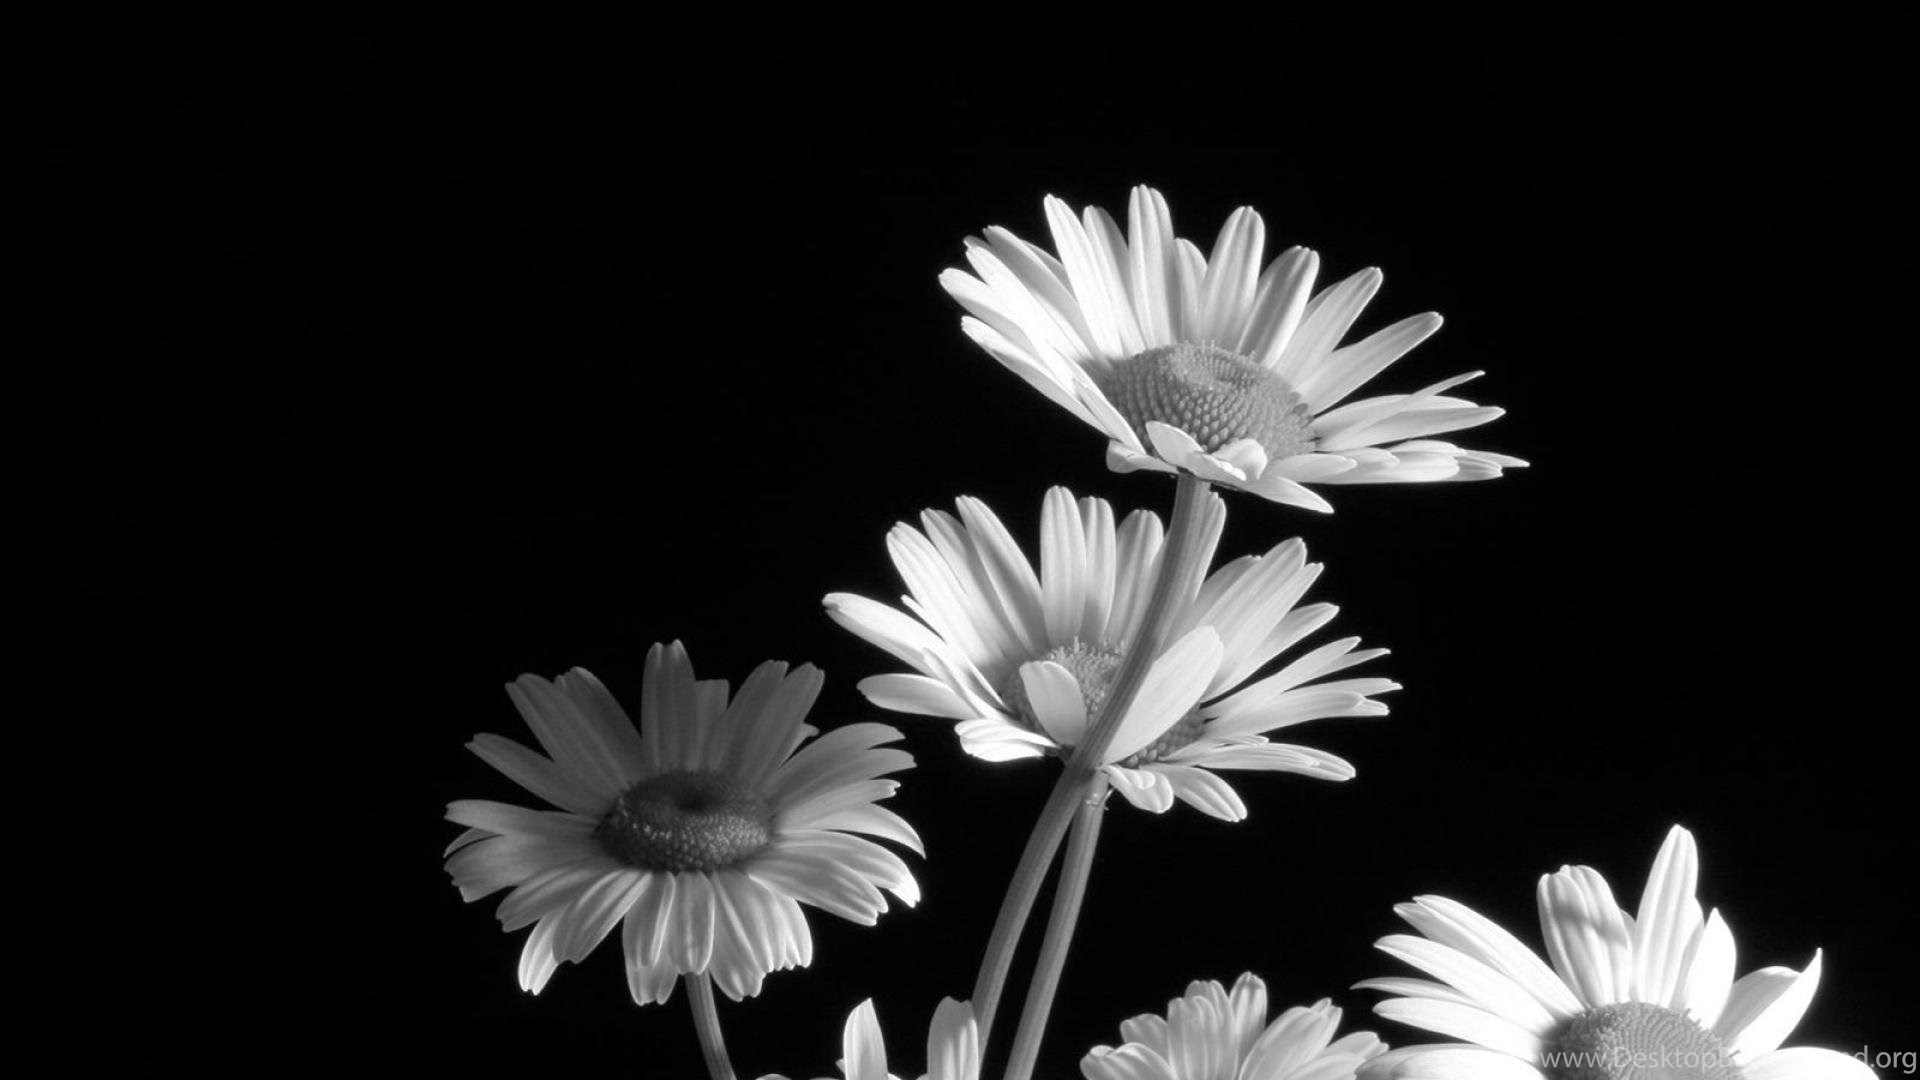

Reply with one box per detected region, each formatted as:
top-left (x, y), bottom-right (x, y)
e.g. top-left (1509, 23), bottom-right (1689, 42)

top-left (442, 188), bottom-right (1865, 1079)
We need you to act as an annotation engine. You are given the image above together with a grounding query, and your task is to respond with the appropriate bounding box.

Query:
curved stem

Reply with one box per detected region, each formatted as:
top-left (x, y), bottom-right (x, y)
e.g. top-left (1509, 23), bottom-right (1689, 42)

top-left (969, 771), bottom-right (1083, 1043)
top-left (969, 473), bottom-right (1213, 1069)
top-left (686, 973), bottom-right (737, 1080)
top-left (1000, 779), bottom-right (1109, 1080)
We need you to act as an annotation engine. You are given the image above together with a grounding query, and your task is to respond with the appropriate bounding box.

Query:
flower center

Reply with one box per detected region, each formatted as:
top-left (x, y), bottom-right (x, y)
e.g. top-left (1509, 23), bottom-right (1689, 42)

top-left (1544, 1003), bottom-right (1744, 1080)
top-left (594, 770), bottom-right (775, 873)
top-left (1002, 641), bottom-right (1206, 766)
top-left (1091, 343), bottom-right (1317, 461)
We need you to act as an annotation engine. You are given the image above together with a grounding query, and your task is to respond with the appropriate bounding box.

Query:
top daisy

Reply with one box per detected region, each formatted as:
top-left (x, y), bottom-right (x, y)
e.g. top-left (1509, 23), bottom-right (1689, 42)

top-left (941, 185), bottom-right (1526, 512)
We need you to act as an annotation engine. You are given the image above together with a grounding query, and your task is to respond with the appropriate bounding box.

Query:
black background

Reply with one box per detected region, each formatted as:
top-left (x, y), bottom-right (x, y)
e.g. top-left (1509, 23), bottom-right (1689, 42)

top-left (44, 9), bottom-right (1909, 1076)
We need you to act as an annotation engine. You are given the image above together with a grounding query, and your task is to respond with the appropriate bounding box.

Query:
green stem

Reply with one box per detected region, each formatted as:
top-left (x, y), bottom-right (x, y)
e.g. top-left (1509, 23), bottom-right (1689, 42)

top-left (969, 474), bottom-right (1214, 1071)
top-left (1000, 778), bottom-right (1109, 1080)
top-left (686, 973), bottom-right (737, 1080)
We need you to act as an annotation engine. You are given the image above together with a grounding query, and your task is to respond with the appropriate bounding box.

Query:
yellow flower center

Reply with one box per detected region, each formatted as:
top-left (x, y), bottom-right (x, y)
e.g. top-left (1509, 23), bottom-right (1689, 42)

top-left (1545, 1003), bottom-right (1744, 1080)
top-left (1002, 641), bottom-right (1206, 766)
top-left (595, 770), bottom-right (774, 872)
top-left (1092, 343), bottom-right (1317, 460)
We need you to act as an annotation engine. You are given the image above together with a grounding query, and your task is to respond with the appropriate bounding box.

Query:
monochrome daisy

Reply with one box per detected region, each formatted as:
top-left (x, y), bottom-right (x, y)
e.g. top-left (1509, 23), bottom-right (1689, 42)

top-left (1357, 825), bottom-right (1871, 1080)
top-left (941, 185), bottom-right (1524, 512)
top-left (762, 998), bottom-right (980, 1080)
top-left (443, 641), bottom-right (921, 1005)
top-left (1083, 973), bottom-right (1387, 1080)
top-left (824, 486), bottom-right (1394, 820)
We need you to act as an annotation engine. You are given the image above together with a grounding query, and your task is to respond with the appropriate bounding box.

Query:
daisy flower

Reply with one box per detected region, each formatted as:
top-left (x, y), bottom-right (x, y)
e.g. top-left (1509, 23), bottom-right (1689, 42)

top-left (941, 184), bottom-right (1525, 512)
top-left (762, 998), bottom-right (980, 1080)
top-left (1083, 973), bottom-right (1388, 1080)
top-left (824, 486), bottom-right (1394, 820)
top-left (443, 641), bottom-right (921, 1005)
top-left (1357, 825), bottom-right (1871, 1080)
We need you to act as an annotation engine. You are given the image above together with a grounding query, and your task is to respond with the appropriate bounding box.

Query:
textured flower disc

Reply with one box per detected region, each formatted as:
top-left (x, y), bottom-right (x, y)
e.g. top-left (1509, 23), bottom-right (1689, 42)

top-left (1547, 1003), bottom-right (1743, 1080)
top-left (1001, 640), bottom-right (1205, 765)
top-left (594, 769), bottom-right (775, 872)
top-left (1091, 343), bottom-right (1317, 460)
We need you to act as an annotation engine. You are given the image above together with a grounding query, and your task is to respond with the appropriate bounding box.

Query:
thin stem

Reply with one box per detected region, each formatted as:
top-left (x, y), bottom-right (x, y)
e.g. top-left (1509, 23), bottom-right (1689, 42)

top-left (685, 973), bottom-right (737, 1080)
top-left (969, 771), bottom-right (1083, 1043)
top-left (1000, 778), bottom-right (1109, 1080)
top-left (970, 473), bottom-right (1215, 1070)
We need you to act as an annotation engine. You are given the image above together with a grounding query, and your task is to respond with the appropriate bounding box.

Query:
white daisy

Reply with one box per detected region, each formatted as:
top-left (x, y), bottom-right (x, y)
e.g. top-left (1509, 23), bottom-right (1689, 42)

top-left (443, 641), bottom-right (921, 1005)
top-left (940, 184), bottom-right (1525, 512)
top-left (824, 486), bottom-right (1394, 821)
top-left (761, 998), bottom-right (980, 1080)
top-left (1083, 973), bottom-right (1388, 1080)
top-left (1357, 825), bottom-right (1872, 1080)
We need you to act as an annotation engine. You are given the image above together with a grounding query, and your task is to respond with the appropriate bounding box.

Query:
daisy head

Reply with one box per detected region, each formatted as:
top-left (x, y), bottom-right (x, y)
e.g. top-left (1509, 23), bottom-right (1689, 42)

top-left (761, 998), bottom-right (980, 1080)
top-left (443, 641), bottom-right (922, 1006)
top-left (941, 184), bottom-right (1525, 512)
top-left (824, 486), bottom-right (1395, 821)
top-left (1357, 825), bottom-right (1871, 1080)
top-left (1083, 973), bottom-right (1388, 1080)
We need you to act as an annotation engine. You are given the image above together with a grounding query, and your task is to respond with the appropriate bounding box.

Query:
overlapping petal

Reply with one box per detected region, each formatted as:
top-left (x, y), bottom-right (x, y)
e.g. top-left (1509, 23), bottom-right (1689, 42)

top-left (1083, 974), bottom-right (1386, 1080)
top-left (1359, 826), bottom-right (1867, 1079)
top-left (943, 186), bottom-right (1523, 508)
top-left (444, 642), bottom-right (919, 1005)
top-left (827, 488), bottom-right (1393, 820)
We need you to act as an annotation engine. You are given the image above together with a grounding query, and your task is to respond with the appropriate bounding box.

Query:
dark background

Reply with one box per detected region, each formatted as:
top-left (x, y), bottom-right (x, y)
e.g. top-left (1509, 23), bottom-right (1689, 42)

top-left (43, 9), bottom-right (1908, 1075)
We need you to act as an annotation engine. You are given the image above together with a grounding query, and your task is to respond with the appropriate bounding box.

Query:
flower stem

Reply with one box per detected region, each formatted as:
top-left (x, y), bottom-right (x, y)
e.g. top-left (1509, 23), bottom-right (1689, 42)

top-left (999, 778), bottom-right (1109, 1080)
top-left (685, 973), bottom-right (736, 1080)
top-left (969, 769), bottom-right (1083, 1043)
top-left (969, 473), bottom-right (1213, 1069)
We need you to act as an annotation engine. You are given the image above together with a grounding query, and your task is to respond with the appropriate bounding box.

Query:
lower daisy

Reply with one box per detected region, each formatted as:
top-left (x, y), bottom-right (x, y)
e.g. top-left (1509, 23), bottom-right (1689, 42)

top-left (1082, 973), bottom-right (1387, 1080)
top-left (761, 998), bottom-right (980, 1080)
top-left (1357, 826), bottom-right (1871, 1080)
top-left (825, 486), bottom-right (1394, 821)
top-left (443, 641), bottom-right (921, 1005)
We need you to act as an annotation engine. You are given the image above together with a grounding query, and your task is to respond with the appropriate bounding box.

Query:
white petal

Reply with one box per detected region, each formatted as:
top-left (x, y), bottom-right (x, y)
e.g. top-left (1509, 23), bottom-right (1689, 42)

top-left (1725, 951), bottom-right (1822, 1061)
top-left (1296, 311), bottom-right (1443, 413)
top-left (1127, 185), bottom-right (1181, 347)
top-left (1376, 934), bottom-right (1559, 1036)
top-left (1018, 660), bottom-right (1090, 748)
top-left (1373, 997), bottom-right (1543, 1059)
top-left (1153, 763), bottom-right (1247, 821)
top-left (1274, 267), bottom-right (1382, 389)
top-left (841, 999), bottom-right (888, 1080)
top-left (926, 998), bottom-right (981, 1080)
top-left (1104, 627), bottom-right (1223, 764)
top-left (1632, 825), bottom-right (1703, 1004)
top-left (1243, 246), bottom-right (1319, 367)
top-left (1393, 895), bottom-right (1582, 1020)
top-left (1536, 866), bottom-right (1634, 1008)
top-left (1674, 908), bottom-right (1736, 1026)
top-left (1040, 485), bottom-right (1091, 644)
top-left (857, 673), bottom-right (980, 721)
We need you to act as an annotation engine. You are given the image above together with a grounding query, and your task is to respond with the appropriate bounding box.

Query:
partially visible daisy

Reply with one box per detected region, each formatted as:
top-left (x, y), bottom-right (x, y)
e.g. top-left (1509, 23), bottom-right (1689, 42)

top-left (941, 184), bottom-right (1525, 512)
top-left (443, 641), bottom-right (921, 1005)
top-left (762, 998), bottom-right (980, 1080)
top-left (1357, 825), bottom-right (1871, 1080)
top-left (824, 486), bottom-right (1394, 820)
top-left (1083, 973), bottom-right (1388, 1080)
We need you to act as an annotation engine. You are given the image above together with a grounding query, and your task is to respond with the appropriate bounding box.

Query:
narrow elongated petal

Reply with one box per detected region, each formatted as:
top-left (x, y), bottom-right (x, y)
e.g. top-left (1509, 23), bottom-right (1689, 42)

top-left (447, 645), bottom-right (919, 1006)
top-left (1105, 627), bottom-right (1222, 764)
